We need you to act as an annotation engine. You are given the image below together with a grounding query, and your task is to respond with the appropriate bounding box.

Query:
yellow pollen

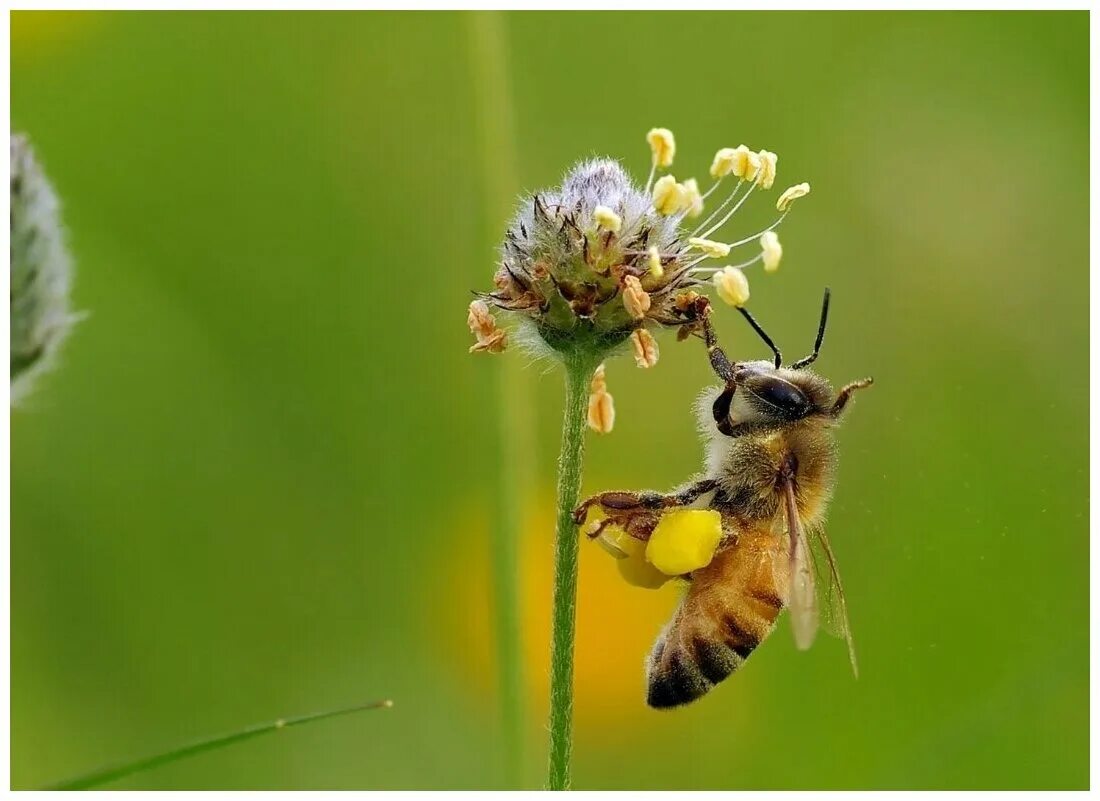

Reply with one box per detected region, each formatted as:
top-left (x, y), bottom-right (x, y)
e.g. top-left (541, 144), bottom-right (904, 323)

top-left (646, 509), bottom-right (723, 576)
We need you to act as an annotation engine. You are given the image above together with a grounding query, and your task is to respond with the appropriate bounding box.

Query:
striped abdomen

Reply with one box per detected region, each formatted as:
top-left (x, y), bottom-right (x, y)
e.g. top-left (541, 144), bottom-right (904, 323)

top-left (646, 527), bottom-right (789, 709)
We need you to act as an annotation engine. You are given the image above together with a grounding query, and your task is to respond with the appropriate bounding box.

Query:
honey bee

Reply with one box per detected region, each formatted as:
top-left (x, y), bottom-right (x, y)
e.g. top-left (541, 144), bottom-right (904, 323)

top-left (573, 290), bottom-right (872, 708)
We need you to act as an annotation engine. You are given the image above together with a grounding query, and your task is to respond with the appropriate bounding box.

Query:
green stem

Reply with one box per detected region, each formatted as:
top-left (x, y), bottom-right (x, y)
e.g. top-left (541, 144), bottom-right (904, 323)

top-left (546, 355), bottom-right (597, 791)
top-left (46, 699), bottom-right (393, 790)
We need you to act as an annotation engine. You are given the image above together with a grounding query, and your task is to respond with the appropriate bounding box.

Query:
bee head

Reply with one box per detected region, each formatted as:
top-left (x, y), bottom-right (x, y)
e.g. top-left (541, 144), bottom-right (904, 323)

top-left (710, 290), bottom-right (872, 436)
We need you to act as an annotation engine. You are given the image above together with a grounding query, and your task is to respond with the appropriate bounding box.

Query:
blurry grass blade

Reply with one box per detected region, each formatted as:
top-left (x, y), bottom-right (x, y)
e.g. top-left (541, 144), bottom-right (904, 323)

top-left (466, 10), bottom-right (531, 788)
top-left (47, 698), bottom-right (393, 790)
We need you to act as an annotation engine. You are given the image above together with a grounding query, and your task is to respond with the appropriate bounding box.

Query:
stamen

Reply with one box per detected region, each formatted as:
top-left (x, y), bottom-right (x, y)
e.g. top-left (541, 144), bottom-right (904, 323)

top-left (698, 180), bottom-right (757, 240)
top-left (690, 181), bottom-right (744, 237)
top-left (724, 211), bottom-right (790, 249)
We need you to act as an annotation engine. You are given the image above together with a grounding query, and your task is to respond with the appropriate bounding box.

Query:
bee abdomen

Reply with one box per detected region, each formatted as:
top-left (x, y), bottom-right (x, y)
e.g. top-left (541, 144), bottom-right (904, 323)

top-left (646, 599), bottom-right (783, 709)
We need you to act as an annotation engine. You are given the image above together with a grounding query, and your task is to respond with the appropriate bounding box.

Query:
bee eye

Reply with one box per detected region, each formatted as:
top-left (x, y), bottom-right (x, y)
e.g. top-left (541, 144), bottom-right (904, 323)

top-left (755, 379), bottom-right (810, 417)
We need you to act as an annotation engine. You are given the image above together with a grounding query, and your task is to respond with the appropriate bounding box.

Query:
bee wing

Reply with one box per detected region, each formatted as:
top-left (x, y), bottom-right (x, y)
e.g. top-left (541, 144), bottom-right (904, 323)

top-left (808, 523), bottom-right (859, 677)
top-left (782, 479), bottom-right (818, 651)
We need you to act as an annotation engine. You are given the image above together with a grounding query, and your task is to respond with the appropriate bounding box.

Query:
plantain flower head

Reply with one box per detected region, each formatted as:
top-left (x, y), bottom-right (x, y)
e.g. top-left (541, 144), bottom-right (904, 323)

top-left (11, 134), bottom-right (78, 405)
top-left (472, 129), bottom-right (813, 361)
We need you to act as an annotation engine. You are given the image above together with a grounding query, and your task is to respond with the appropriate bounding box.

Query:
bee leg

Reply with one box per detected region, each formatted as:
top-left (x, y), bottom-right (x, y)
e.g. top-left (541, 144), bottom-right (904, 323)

top-left (830, 377), bottom-right (874, 417)
top-left (572, 480), bottom-right (718, 525)
top-left (694, 300), bottom-right (736, 383)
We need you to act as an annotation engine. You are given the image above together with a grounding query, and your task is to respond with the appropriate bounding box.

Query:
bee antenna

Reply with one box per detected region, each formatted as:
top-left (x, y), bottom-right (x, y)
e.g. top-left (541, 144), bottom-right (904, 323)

top-left (736, 306), bottom-right (782, 368)
top-left (791, 288), bottom-right (831, 370)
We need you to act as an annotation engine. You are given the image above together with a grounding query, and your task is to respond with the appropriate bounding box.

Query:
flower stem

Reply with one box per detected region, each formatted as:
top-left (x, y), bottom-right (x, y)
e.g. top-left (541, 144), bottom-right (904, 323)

top-left (546, 354), bottom-right (596, 791)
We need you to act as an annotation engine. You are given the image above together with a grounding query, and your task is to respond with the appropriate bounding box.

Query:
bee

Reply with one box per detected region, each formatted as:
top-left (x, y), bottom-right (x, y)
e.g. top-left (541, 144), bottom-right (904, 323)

top-left (573, 290), bottom-right (872, 708)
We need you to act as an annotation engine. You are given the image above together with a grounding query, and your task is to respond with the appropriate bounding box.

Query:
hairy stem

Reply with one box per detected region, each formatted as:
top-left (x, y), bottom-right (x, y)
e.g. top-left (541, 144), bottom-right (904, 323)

top-left (47, 699), bottom-right (393, 790)
top-left (465, 10), bottom-right (531, 788)
top-left (546, 354), bottom-right (596, 791)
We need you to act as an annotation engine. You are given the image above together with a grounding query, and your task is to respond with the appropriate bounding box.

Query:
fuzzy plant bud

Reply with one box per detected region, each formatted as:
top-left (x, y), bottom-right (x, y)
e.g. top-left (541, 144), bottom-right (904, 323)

top-left (713, 266), bottom-right (750, 307)
top-left (646, 127), bottom-right (675, 168)
top-left (777, 182), bottom-right (811, 212)
top-left (11, 134), bottom-right (77, 405)
top-left (760, 231), bottom-right (783, 273)
top-left (474, 130), bottom-right (815, 365)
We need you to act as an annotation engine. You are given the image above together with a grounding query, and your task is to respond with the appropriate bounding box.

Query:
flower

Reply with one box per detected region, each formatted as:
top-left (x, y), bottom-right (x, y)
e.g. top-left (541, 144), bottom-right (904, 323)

top-left (713, 266), bottom-right (750, 307)
top-left (760, 231), bottom-right (783, 273)
top-left (645, 509), bottom-right (723, 575)
top-left (777, 182), bottom-right (811, 212)
top-left (473, 129), bottom-right (812, 360)
top-left (10, 134), bottom-right (78, 405)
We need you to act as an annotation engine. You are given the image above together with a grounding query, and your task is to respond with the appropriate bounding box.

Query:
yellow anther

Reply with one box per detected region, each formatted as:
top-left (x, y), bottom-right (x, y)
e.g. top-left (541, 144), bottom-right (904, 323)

top-left (688, 237), bottom-right (732, 259)
top-left (646, 245), bottom-right (664, 279)
top-left (776, 182), bottom-right (811, 212)
top-left (760, 230), bottom-right (782, 273)
top-left (682, 178), bottom-right (704, 218)
top-left (713, 266), bottom-right (750, 307)
top-left (645, 509), bottom-right (723, 576)
top-left (630, 328), bottom-right (659, 368)
top-left (622, 275), bottom-right (652, 319)
top-left (727, 145), bottom-right (755, 181)
top-left (587, 364), bottom-right (615, 433)
top-left (652, 174), bottom-right (687, 215)
top-left (710, 147), bottom-right (739, 178)
top-left (593, 205), bottom-right (622, 233)
top-left (755, 150), bottom-right (777, 189)
top-left (646, 127), bottom-right (676, 168)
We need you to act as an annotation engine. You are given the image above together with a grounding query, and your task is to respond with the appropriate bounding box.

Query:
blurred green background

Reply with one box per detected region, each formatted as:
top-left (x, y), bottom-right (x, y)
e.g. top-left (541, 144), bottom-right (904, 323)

top-left (11, 10), bottom-right (1088, 790)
